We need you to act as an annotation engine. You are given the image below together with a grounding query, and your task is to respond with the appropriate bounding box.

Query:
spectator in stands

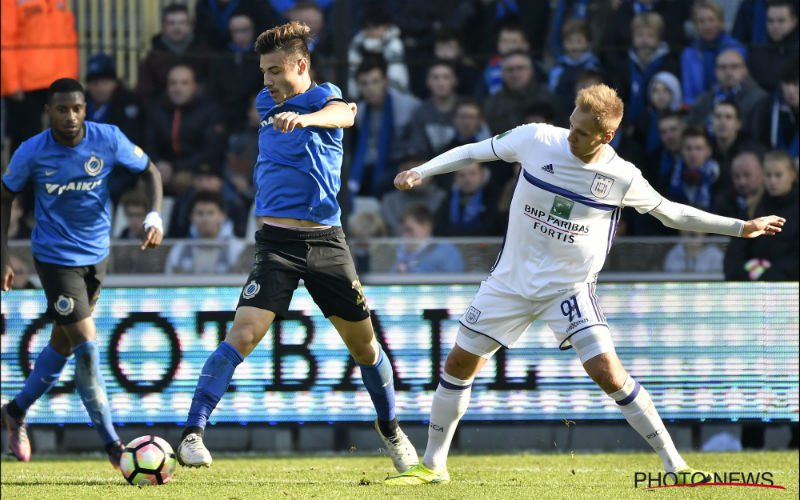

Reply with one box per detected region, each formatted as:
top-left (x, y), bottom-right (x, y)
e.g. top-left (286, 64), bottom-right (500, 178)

top-left (349, 56), bottom-right (420, 199)
top-left (637, 71), bottom-right (683, 157)
top-left (8, 254), bottom-right (36, 289)
top-left (687, 49), bottom-right (768, 138)
top-left (733, 0), bottom-right (770, 46)
top-left (523, 101), bottom-right (558, 125)
top-left (117, 189), bottom-right (149, 240)
top-left (668, 126), bottom-right (720, 210)
top-left (209, 13), bottom-right (263, 132)
top-left (600, 0), bottom-right (690, 52)
top-left (268, 0), bottom-right (334, 16)
top-left (391, 205), bottom-right (464, 274)
top-left (548, 19), bottom-right (602, 115)
top-left (165, 191), bottom-right (246, 275)
top-left (168, 162), bottom-right (249, 239)
top-left (663, 230), bottom-right (724, 273)
top-left (710, 99), bottom-right (760, 194)
top-left (479, 20), bottom-right (530, 97)
top-left (2, 0), bottom-right (78, 154)
top-left (381, 156), bottom-right (446, 237)
top-left (347, 211), bottom-right (388, 274)
top-left (651, 111), bottom-right (688, 192)
top-left (724, 149), bottom-right (798, 281)
top-left (435, 162), bottom-right (501, 237)
top-left (483, 51), bottom-right (560, 134)
top-left (748, 0), bottom-right (799, 93)
top-left (225, 94), bottom-right (260, 199)
top-left (136, 4), bottom-right (209, 104)
top-left (446, 98), bottom-right (492, 150)
top-left (432, 29), bottom-right (480, 98)
top-left (7, 196), bottom-right (31, 240)
top-left (285, 2), bottom-right (334, 66)
top-left (680, 1), bottom-right (746, 106)
top-left (347, 4), bottom-right (409, 98)
top-left (714, 150), bottom-right (765, 218)
top-left (194, 0), bottom-right (277, 51)
top-left (548, 0), bottom-right (613, 59)
top-left (407, 61), bottom-right (459, 159)
top-left (144, 64), bottom-right (226, 195)
top-left (85, 53), bottom-right (147, 204)
top-left (609, 12), bottom-right (680, 126)
top-left (753, 60), bottom-right (799, 157)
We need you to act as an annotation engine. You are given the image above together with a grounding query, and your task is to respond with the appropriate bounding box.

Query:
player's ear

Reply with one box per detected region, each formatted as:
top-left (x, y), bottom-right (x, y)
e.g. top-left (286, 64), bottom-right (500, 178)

top-left (602, 130), bottom-right (616, 144)
top-left (297, 57), bottom-right (308, 75)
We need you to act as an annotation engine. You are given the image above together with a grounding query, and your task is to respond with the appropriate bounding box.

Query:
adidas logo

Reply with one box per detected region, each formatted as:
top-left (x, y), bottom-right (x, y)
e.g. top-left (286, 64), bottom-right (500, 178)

top-left (541, 163), bottom-right (554, 174)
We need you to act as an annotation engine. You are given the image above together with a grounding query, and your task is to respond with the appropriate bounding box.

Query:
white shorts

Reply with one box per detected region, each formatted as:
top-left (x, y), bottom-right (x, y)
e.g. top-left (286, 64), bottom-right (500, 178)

top-left (457, 278), bottom-right (610, 355)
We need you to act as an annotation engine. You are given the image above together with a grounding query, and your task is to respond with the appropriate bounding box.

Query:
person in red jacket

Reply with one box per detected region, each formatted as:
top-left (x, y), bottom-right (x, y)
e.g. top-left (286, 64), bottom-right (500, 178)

top-left (1, 0), bottom-right (77, 153)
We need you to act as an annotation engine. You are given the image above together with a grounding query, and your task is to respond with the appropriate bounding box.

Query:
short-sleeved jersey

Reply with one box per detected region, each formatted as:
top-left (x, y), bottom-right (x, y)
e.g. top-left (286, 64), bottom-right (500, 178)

top-left (489, 123), bottom-right (662, 298)
top-left (253, 82), bottom-right (345, 226)
top-left (2, 122), bottom-right (149, 266)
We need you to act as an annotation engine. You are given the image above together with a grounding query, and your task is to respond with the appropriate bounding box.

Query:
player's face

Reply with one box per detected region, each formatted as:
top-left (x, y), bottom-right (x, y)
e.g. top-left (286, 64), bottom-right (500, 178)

top-left (46, 91), bottom-right (86, 142)
top-left (568, 108), bottom-right (611, 161)
top-left (764, 160), bottom-right (796, 197)
top-left (260, 51), bottom-right (308, 104)
top-left (766, 6), bottom-right (797, 41)
top-left (731, 155), bottom-right (764, 196)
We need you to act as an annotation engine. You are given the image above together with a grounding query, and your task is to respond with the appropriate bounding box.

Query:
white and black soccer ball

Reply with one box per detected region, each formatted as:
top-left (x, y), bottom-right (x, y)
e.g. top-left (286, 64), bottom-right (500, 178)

top-left (119, 435), bottom-right (177, 486)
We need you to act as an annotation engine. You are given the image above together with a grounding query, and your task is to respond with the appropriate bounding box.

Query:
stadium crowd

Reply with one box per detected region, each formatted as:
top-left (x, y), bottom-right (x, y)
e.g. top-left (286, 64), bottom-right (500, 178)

top-left (2, 0), bottom-right (798, 280)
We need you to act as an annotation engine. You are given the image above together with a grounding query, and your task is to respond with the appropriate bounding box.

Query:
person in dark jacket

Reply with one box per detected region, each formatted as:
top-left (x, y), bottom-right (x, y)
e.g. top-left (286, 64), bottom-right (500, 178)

top-left (747, 0), bottom-right (799, 93)
top-left (144, 64), bottom-right (226, 195)
top-left (85, 53), bottom-right (147, 203)
top-left (724, 149), bottom-right (798, 281)
top-left (753, 60), bottom-right (799, 157)
top-left (136, 4), bottom-right (210, 105)
top-left (434, 162), bottom-right (502, 237)
top-left (193, 0), bottom-right (277, 51)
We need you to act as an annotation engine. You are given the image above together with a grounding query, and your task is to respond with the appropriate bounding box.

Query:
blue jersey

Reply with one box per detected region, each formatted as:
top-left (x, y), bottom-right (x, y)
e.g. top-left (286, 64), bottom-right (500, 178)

top-left (254, 82), bottom-right (345, 226)
top-left (2, 122), bottom-right (149, 266)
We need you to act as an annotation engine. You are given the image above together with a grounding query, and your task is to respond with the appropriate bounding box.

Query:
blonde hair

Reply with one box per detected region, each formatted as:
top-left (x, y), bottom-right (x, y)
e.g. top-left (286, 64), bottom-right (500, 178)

top-left (631, 12), bottom-right (665, 38)
top-left (255, 20), bottom-right (311, 59)
top-left (692, 1), bottom-right (725, 23)
top-left (575, 84), bottom-right (624, 133)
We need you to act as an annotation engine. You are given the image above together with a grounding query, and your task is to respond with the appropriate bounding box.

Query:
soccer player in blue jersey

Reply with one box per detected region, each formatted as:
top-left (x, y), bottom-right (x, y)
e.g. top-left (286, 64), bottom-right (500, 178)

top-left (176, 21), bottom-right (418, 472)
top-left (1, 78), bottom-right (164, 467)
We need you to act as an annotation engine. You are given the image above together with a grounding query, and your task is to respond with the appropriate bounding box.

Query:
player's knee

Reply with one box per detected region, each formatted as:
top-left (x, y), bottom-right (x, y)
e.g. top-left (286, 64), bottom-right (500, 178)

top-left (443, 349), bottom-right (480, 380)
top-left (348, 341), bottom-right (377, 365)
top-left (225, 328), bottom-right (258, 357)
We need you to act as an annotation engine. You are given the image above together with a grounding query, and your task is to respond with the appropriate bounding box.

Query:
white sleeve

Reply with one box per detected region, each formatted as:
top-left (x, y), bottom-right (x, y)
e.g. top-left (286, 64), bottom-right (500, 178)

top-left (621, 168), bottom-right (663, 214)
top-left (411, 124), bottom-right (533, 179)
top-left (649, 198), bottom-right (744, 237)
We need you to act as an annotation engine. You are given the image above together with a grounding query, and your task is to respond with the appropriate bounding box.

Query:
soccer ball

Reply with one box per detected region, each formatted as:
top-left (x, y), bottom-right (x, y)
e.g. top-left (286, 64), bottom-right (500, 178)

top-left (119, 435), bottom-right (177, 486)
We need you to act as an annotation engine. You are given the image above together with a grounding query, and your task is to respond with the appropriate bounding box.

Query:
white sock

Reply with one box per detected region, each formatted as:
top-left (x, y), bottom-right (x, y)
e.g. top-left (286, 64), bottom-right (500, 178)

top-left (609, 376), bottom-right (687, 472)
top-left (422, 372), bottom-right (473, 471)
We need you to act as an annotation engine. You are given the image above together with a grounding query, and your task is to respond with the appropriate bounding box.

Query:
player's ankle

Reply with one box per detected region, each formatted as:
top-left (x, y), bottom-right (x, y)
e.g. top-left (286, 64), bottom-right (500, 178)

top-left (377, 418), bottom-right (399, 438)
top-left (6, 400), bottom-right (25, 421)
top-left (182, 426), bottom-right (204, 440)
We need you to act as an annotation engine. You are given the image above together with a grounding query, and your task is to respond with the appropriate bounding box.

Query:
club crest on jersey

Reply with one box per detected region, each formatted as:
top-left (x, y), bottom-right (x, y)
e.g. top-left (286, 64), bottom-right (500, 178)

top-left (465, 306), bottom-right (482, 324)
top-left (84, 155), bottom-right (104, 176)
top-left (54, 295), bottom-right (75, 316)
top-left (590, 174), bottom-right (614, 198)
top-left (550, 196), bottom-right (574, 219)
top-left (242, 280), bottom-right (261, 299)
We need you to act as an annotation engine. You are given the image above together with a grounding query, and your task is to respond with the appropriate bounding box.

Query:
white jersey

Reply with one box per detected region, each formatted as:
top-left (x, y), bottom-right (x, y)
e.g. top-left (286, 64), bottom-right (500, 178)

top-left (489, 123), bottom-right (663, 298)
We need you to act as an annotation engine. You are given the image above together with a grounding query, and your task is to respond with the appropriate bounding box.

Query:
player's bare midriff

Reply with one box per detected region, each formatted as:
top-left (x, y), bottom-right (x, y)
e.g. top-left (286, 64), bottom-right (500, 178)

top-left (259, 216), bottom-right (329, 228)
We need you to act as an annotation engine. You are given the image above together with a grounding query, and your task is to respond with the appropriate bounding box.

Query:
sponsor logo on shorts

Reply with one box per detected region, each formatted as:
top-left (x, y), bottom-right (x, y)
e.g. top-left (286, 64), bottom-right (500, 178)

top-left (84, 155), bottom-right (104, 176)
top-left (465, 306), bottom-right (482, 324)
top-left (54, 295), bottom-right (75, 316)
top-left (242, 280), bottom-right (261, 299)
top-left (590, 173), bottom-right (614, 198)
top-left (352, 279), bottom-right (368, 312)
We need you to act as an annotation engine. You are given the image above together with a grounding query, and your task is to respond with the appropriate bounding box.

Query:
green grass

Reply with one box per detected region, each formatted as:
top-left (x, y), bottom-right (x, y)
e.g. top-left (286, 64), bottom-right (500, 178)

top-left (1, 451), bottom-right (797, 499)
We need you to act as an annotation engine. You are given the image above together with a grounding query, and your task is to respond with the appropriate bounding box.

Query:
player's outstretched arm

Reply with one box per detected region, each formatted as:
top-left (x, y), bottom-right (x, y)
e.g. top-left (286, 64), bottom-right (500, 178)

top-left (1, 183), bottom-right (17, 291)
top-left (140, 161), bottom-right (164, 251)
top-left (649, 198), bottom-right (785, 238)
top-left (273, 101), bottom-right (356, 133)
top-left (394, 137), bottom-right (501, 190)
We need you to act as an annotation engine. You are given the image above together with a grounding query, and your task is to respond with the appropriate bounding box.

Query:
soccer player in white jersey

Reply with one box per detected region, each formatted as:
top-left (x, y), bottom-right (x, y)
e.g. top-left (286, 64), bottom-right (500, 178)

top-left (384, 84), bottom-right (786, 486)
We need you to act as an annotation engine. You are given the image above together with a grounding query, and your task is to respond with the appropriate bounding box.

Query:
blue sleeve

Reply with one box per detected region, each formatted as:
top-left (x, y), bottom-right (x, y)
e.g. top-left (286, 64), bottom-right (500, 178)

top-left (112, 125), bottom-right (149, 173)
top-left (308, 83), bottom-right (344, 112)
top-left (2, 143), bottom-right (33, 193)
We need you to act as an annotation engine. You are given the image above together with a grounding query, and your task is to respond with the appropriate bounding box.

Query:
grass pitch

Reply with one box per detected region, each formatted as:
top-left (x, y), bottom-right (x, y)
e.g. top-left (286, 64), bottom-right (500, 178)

top-left (1, 451), bottom-right (797, 499)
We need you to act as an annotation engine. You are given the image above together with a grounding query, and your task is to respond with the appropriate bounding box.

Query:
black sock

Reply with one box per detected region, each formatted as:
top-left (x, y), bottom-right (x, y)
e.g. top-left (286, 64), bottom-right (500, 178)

top-left (182, 426), bottom-right (204, 439)
top-left (377, 418), bottom-right (399, 437)
top-left (6, 400), bottom-right (24, 421)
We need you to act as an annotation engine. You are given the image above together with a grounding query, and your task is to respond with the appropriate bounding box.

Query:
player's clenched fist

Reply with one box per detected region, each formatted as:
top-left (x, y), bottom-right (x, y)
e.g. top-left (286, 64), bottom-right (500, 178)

top-left (273, 111), bottom-right (306, 133)
top-left (394, 170), bottom-right (422, 190)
